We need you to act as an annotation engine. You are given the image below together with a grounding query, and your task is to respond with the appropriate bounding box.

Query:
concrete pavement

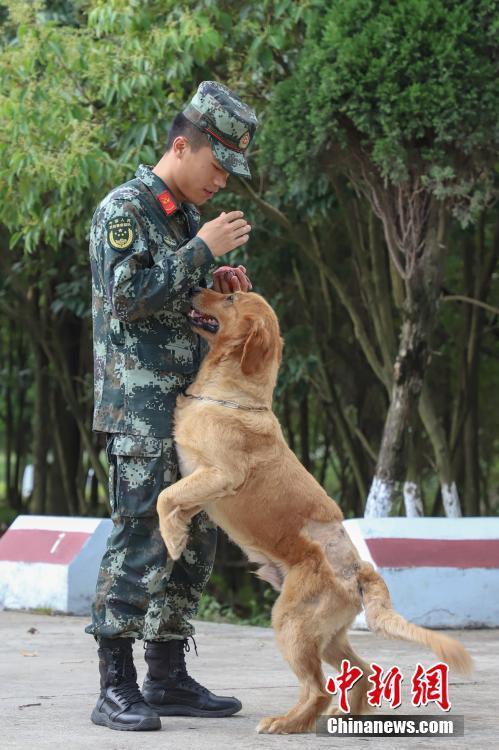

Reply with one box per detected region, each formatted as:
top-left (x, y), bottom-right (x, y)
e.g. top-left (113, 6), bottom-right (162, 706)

top-left (1, 610), bottom-right (497, 749)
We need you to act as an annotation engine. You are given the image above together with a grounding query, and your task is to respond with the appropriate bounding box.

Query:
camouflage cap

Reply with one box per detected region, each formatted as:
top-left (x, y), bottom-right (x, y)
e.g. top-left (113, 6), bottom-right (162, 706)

top-left (183, 81), bottom-right (258, 178)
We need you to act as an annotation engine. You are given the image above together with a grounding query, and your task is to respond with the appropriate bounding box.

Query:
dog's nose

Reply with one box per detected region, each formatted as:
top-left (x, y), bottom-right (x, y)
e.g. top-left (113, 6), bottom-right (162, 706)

top-left (188, 286), bottom-right (203, 298)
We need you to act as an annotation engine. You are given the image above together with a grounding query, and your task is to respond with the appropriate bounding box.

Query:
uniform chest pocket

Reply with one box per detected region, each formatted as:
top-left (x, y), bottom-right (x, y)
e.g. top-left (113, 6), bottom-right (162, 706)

top-left (134, 342), bottom-right (197, 374)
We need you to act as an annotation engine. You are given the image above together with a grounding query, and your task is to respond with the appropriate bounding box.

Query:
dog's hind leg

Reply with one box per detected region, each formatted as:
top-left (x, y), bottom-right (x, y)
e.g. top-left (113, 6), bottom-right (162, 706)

top-left (321, 628), bottom-right (371, 715)
top-left (256, 555), bottom-right (336, 734)
top-left (256, 619), bottom-right (331, 734)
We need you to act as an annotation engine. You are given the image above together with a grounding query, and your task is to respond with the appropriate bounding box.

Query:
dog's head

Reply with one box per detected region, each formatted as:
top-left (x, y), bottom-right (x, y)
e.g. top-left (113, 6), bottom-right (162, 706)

top-left (187, 288), bottom-right (283, 376)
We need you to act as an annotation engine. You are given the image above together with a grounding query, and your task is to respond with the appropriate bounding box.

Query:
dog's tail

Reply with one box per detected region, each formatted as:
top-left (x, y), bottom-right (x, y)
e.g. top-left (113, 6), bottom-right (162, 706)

top-left (358, 562), bottom-right (473, 675)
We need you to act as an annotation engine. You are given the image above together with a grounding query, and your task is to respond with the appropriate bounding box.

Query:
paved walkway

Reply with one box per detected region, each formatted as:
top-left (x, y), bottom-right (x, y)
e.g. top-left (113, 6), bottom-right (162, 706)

top-left (1, 610), bottom-right (497, 749)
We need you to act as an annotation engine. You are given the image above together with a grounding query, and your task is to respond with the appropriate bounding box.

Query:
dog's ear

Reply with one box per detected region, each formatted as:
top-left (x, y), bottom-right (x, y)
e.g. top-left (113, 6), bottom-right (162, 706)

top-left (240, 318), bottom-right (273, 375)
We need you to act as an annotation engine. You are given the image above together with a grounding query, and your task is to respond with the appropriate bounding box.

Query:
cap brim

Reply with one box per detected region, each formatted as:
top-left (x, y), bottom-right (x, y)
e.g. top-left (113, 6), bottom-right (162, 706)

top-left (211, 140), bottom-right (251, 178)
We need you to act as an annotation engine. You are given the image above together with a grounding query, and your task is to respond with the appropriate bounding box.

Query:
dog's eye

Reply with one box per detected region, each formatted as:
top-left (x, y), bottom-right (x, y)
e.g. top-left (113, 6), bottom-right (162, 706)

top-left (225, 294), bottom-right (235, 303)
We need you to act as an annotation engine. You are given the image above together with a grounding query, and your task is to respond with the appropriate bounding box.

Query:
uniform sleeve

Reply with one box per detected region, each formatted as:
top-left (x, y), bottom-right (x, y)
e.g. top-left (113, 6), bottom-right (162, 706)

top-left (100, 199), bottom-right (216, 322)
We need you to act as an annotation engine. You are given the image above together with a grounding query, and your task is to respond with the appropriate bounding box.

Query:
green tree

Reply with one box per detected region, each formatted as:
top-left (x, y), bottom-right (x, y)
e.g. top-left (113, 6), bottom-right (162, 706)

top-left (261, 0), bottom-right (499, 515)
top-left (0, 0), bottom-right (497, 533)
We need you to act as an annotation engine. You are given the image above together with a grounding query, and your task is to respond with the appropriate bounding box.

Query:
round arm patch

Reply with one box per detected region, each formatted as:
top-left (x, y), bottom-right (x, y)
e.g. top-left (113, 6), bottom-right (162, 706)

top-left (106, 216), bottom-right (136, 251)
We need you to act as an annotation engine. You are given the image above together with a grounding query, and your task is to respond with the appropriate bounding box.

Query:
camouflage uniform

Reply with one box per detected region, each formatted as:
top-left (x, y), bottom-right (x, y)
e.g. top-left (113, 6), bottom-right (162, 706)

top-left (86, 81), bottom-right (258, 643)
top-left (86, 164), bottom-right (218, 642)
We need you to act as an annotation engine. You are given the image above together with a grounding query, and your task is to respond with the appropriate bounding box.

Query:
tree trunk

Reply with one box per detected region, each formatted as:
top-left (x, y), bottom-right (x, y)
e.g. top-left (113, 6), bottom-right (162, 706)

top-left (299, 392), bottom-right (311, 471)
top-left (403, 481), bottom-right (423, 516)
top-left (462, 237), bottom-right (482, 516)
top-left (31, 292), bottom-right (50, 514)
top-left (46, 315), bottom-right (83, 516)
top-left (418, 385), bottom-right (462, 517)
top-left (365, 204), bottom-right (445, 517)
top-left (12, 332), bottom-right (27, 512)
top-left (282, 390), bottom-right (296, 452)
top-left (364, 313), bottom-right (428, 516)
top-left (319, 418), bottom-right (332, 487)
top-left (403, 426), bottom-right (423, 516)
top-left (464, 375), bottom-right (480, 515)
top-left (5, 327), bottom-right (13, 508)
top-left (89, 468), bottom-right (99, 515)
top-left (321, 377), bottom-right (368, 505)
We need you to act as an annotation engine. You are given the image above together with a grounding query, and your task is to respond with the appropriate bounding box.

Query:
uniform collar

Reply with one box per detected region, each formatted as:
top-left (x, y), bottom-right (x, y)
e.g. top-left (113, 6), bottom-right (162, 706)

top-left (135, 164), bottom-right (183, 216)
top-left (135, 164), bottom-right (200, 222)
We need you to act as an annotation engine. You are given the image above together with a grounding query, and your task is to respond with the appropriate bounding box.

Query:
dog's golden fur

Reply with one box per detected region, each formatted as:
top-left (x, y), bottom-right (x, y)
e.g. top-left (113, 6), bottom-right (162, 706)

top-left (157, 289), bottom-right (472, 734)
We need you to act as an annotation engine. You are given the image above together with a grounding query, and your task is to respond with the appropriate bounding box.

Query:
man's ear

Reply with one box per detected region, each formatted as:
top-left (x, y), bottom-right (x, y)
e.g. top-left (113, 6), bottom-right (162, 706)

top-left (173, 135), bottom-right (188, 159)
top-left (240, 318), bottom-right (272, 375)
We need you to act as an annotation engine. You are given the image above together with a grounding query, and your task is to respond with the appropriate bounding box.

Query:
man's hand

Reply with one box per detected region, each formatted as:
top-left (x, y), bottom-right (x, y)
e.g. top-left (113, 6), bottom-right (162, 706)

top-left (197, 211), bottom-right (251, 258)
top-left (212, 265), bottom-right (253, 293)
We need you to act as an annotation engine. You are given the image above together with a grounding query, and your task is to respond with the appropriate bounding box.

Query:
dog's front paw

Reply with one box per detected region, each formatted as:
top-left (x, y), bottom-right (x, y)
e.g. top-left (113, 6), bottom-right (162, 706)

top-left (168, 535), bottom-right (188, 560)
top-left (160, 507), bottom-right (188, 560)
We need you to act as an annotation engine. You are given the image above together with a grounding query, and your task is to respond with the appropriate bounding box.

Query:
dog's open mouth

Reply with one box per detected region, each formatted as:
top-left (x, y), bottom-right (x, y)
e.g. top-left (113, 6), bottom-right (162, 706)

top-left (187, 307), bottom-right (219, 333)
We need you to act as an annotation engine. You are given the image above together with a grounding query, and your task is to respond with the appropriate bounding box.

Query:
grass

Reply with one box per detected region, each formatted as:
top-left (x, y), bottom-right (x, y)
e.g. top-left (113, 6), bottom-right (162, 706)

top-left (196, 593), bottom-right (271, 627)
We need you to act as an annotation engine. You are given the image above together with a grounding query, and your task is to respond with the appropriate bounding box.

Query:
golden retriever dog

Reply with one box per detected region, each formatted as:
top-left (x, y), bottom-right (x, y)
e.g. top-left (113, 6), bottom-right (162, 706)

top-left (157, 288), bottom-right (472, 734)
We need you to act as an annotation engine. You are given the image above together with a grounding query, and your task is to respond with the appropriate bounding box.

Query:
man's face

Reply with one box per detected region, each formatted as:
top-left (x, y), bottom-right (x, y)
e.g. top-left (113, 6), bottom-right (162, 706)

top-left (174, 139), bottom-right (229, 206)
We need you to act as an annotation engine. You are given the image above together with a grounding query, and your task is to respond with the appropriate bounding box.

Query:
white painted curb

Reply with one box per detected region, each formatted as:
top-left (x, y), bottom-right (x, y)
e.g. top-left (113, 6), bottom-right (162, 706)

top-left (0, 515), bottom-right (112, 615)
top-left (2, 515), bottom-right (498, 627)
top-left (344, 517), bottom-right (499, 629)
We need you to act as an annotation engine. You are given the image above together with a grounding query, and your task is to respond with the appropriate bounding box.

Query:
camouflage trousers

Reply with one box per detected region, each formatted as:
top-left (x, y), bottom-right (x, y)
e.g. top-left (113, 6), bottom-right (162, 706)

top-left (85, 434), bottom-right (217, 641)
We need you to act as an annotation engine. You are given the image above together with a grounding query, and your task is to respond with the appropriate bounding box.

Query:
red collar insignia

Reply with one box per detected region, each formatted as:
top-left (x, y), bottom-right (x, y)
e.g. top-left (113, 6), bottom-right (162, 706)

top-left (157, 189), bottom-right (178, 216)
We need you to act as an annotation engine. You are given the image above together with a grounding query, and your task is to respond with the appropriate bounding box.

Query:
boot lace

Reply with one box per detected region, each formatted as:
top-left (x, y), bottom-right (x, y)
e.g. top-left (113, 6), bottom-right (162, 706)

top-left (176, 638), bottom-right (209, 694)
top-left (114, 680), bottom-right (145, 706)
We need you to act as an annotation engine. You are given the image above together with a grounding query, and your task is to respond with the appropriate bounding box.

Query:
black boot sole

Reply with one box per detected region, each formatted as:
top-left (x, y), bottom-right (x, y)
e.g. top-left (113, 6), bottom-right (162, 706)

top-left (146, 702), bottom-right (242, 718)
top-left (91, 707), bottom-right (161, 731)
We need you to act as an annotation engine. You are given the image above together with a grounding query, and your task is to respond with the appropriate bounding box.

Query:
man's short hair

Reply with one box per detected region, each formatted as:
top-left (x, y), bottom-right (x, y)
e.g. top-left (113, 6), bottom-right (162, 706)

top-left (165, 112), bottom-right (210, 152)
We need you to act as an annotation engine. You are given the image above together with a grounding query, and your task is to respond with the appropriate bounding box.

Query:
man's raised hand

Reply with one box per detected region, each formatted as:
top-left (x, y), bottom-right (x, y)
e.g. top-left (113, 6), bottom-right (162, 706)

top-left (197, 211), bottom-right (251, 258)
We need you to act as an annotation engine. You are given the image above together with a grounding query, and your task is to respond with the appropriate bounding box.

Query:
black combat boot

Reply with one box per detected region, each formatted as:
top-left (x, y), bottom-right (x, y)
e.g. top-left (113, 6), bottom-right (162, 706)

top-left (142, 638), bottom-right (242, 717)
top-left (91, 637), bottom-right (161, 731)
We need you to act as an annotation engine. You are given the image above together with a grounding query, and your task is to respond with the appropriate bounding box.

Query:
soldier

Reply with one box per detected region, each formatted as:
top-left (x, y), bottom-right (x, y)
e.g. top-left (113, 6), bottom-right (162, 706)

top-left (86, 81), bottom-right (258, 731)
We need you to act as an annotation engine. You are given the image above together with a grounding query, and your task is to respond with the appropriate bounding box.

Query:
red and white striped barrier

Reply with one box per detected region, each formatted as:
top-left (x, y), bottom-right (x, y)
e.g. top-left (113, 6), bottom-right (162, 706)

top-left (344, 517), bottom-right (499, 628)
top-left (2, 515), bottom-right (498, 625)
top-left (0, 515), bottom-right (112, 615)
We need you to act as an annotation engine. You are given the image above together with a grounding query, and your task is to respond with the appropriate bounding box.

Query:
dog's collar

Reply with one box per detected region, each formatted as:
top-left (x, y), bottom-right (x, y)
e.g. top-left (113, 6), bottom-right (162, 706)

top-left (182, 392), bottom-right (269, 412)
